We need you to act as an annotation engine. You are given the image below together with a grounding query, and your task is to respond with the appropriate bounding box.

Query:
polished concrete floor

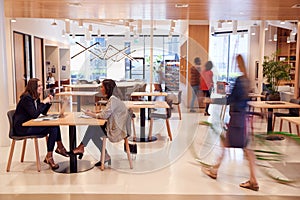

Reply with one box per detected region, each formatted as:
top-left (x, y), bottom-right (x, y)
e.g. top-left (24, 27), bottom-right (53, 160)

top-left (1, 101), bottom-right (300, 200)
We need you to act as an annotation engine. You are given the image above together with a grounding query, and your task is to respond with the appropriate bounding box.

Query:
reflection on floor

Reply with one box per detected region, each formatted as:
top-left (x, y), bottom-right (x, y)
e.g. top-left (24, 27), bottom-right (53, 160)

top-left (1, 102), bottom-right (300, 200)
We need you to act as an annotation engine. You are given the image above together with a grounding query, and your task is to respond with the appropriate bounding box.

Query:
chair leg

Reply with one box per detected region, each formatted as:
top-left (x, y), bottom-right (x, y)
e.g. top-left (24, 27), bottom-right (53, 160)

top-left (177, 104), bottom-right (182, 120)
top-left (297, 125), bottom-right (300, 136)
top-left (6, 140), bottom-right (16, 172)
top-left (166, 119), bottom-right (173, 141)
top-left (33, 138), bottom-right (41, 172)
top-left (21, 139), bottom-right (27, 162)
top-left (288, 122), bottom-right (292, 133)
top-left (148, 118), bottom-right (154, 140)
top-left (272, 116), bottom-right (276, 131)
top-left (100, 137), bottom-right (107, 171)
top-left (124, 138), bottom-right (133, 169)
top-left (131, 118), bottom-right (136, 141)
top-left (279, 119), bottom-right (283, 132)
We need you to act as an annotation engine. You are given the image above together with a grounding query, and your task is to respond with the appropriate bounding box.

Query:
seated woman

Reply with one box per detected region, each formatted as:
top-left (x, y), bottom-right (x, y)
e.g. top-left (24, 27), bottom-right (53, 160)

top-left (72, 79), bottom-right (132, 166)
top-left (13, 78), bottom-right (68, 170)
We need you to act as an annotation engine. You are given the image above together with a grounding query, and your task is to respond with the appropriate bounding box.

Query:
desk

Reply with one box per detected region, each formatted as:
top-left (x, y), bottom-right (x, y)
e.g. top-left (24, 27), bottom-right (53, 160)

top-left (131, 92), bottom-right (168, 118)
top-left (56, 91), bottom-right (98, 112)
top-left (247, 101), bottom-right (300, 133)
top-left (63, 84), bottom-right (100, 91)
top-left (23, 112), bottom-right (106, 173)
top-left (248, 93), bottom-right (265, 100)
top-left (124, 101), bottom-right (169, 142)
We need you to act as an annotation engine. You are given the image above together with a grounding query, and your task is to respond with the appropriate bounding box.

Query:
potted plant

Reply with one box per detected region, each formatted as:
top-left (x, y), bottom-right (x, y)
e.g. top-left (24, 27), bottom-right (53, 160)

top-left (262, 51), bottom-right (291, 100)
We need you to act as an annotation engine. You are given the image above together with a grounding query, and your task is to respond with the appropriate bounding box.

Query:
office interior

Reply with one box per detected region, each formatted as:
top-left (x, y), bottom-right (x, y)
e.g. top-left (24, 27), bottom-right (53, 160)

top-left (0, 0), bottom-right (300, 199)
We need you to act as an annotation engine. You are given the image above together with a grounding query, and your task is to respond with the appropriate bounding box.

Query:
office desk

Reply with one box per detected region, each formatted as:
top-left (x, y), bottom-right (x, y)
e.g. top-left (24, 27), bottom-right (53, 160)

top-left (23, 112), bottom-right (106, 173)
top-left (56, 91), bottom-right (98, 112)
top-left (247, 101), bottom-right (300, 133)
top-left (124, 101), bottom-right (169, 142)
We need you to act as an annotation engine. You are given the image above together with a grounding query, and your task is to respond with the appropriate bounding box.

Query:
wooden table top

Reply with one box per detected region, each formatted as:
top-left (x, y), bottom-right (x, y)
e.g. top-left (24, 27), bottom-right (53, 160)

top-left (56, 91), bottom-right (99, 96)
top-left (123, 101), bottom-right (169, 109)
top-left (130, 92), bottom-right (168, 97)
top-left (23, 112), bottom-right (106, 126)
top-left (63, 84), bottom-right (100, 89)
top-left (247, 101), bottom-right (300, 109)
top-left (248, 93), bottom-right (265, 98)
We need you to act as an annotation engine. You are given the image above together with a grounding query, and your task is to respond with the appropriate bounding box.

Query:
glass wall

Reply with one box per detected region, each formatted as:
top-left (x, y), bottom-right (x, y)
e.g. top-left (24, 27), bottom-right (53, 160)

top-left (69, 35), bottom-right (180, 84)
top-left (209, 31), bottom-right (249, 86)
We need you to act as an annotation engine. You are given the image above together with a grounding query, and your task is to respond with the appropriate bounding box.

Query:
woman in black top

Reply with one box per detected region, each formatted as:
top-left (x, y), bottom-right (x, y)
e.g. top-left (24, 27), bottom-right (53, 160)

top-left (202, 55), bottom-right (259, 191)
top-left (13, 78), bottom-right (68, 170)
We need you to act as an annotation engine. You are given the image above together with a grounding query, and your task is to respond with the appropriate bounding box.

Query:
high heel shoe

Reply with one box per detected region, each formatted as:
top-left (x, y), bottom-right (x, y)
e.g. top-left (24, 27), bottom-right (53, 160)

top-left (204, 112), bottom-right (210, 116)
top-left (44, 156), bottom-right (59, 170)
top-left (72, 147), bottom-right (84, 159)
top-left (94, 159), bottom-right (111, 167)
top-left (55, 147), bottom-right (69, 157)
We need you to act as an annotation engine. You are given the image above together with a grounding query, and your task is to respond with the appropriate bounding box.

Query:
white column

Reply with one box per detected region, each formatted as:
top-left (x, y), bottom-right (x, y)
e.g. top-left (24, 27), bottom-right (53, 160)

top-left (258, 21), bottom-right (266, 93)
top-left (0, 0), bottom-right (10, 146)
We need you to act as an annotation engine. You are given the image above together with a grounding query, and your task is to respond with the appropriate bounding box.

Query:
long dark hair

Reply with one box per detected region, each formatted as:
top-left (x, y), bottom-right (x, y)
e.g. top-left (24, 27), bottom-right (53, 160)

top-left (102, 79), bottom-right (123, 99)
top-left (20, 78), bottom-right (40, 100)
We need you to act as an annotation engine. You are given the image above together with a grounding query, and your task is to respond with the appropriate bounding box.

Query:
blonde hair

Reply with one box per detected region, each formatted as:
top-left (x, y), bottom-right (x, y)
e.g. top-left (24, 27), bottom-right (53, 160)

top-left (236, 54), bottom-right (247, 78)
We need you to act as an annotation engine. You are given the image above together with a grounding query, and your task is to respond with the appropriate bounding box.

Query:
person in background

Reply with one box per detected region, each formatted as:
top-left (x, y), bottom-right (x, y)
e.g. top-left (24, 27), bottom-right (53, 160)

top-left (71, 79), bottom-right (132, 167)
top-left (190, 57), bottom-right (201, 112)
top-left (13, 78), bottom-right (69, 170)
top-left (47, 72), bottom-right (56, 95)
top-left (200, 61), bottom-right (214, 116)
top-left (202, 54), bottom-right (259, 191)
top-left (47, 72), bottom-right (55, 89)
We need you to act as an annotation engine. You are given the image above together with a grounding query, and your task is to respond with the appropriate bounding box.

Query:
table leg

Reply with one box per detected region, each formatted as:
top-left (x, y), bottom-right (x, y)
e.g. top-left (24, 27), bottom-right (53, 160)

top-left (267, 108), bottom-right (273, 133)
top-left (53, 125), bottom-right (94, 173)
top-left (131, 107), bottom-right (157, 142)
top-left (77, 96), bottom-right (81, 112)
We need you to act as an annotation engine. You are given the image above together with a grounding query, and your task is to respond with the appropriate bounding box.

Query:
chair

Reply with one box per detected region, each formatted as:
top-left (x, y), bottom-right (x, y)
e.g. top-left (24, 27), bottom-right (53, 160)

top-left (100, 136), bottom-right (133, 171)
top-left (272, 98), bottom-right (300, 134)
top-left (148, 99), bottom-right (173, 141)
top-left (6, 110), bottom-right (48, 172)
top-left (172, 90), bottom-right (182, 120)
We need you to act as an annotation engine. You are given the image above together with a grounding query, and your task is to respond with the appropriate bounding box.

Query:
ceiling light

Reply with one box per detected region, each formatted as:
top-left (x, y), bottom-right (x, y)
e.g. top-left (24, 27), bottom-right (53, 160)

top-left (51, 19), bottom-right (57, 26)
top-left (280, 21), bottom-right (285, 24)
top-left (11, 18), bottom-right (16, 23)
top-left (97, 29), bottom-right (101, 37)
top-left (291, 4), bottom-right (300, 8)
top-left (68, 2), bottom-right (82, 7)
top-left (175, 3), bottom-right (189, 8)
top-left (88, 24), bottom-right (93, 33)
top-left (78, 20), bottom-right (83, 28)
top-left (65, 21), bottom-right (70, 33)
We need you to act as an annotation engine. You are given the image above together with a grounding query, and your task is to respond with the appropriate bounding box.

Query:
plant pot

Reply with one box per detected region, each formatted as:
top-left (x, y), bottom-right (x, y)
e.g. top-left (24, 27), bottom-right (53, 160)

top-left (267, 92), bottom-right (280, 101)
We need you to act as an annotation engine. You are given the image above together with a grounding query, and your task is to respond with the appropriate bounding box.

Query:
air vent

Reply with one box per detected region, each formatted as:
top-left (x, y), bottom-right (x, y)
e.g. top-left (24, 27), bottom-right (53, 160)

top-left (292, 4), bottom-right (300, 8)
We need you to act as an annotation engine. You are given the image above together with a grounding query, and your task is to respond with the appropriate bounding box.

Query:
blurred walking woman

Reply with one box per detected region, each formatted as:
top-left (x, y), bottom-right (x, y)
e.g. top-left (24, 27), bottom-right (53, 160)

top-left (13, 78), bottom-right (68, 170)
top-left (202, 55), bottom-right (259, 191)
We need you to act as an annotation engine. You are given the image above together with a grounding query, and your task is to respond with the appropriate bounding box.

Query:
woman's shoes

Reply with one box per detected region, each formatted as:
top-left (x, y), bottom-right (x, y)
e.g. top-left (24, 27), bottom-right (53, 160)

top-left (94, 159), bottom-right (111, 167)
top-left (204, 112), bottom-right (210, 116)
top-left (55, 147), bottom-right (69, 157)
top-left (44, 156), bottom-right (59, 170)
top-left (72, 147), bottom-right (84, 159)
top-left (240, 180), bottom-right (259, 191)
top-left (201, 167), bottom-right (217, 179)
